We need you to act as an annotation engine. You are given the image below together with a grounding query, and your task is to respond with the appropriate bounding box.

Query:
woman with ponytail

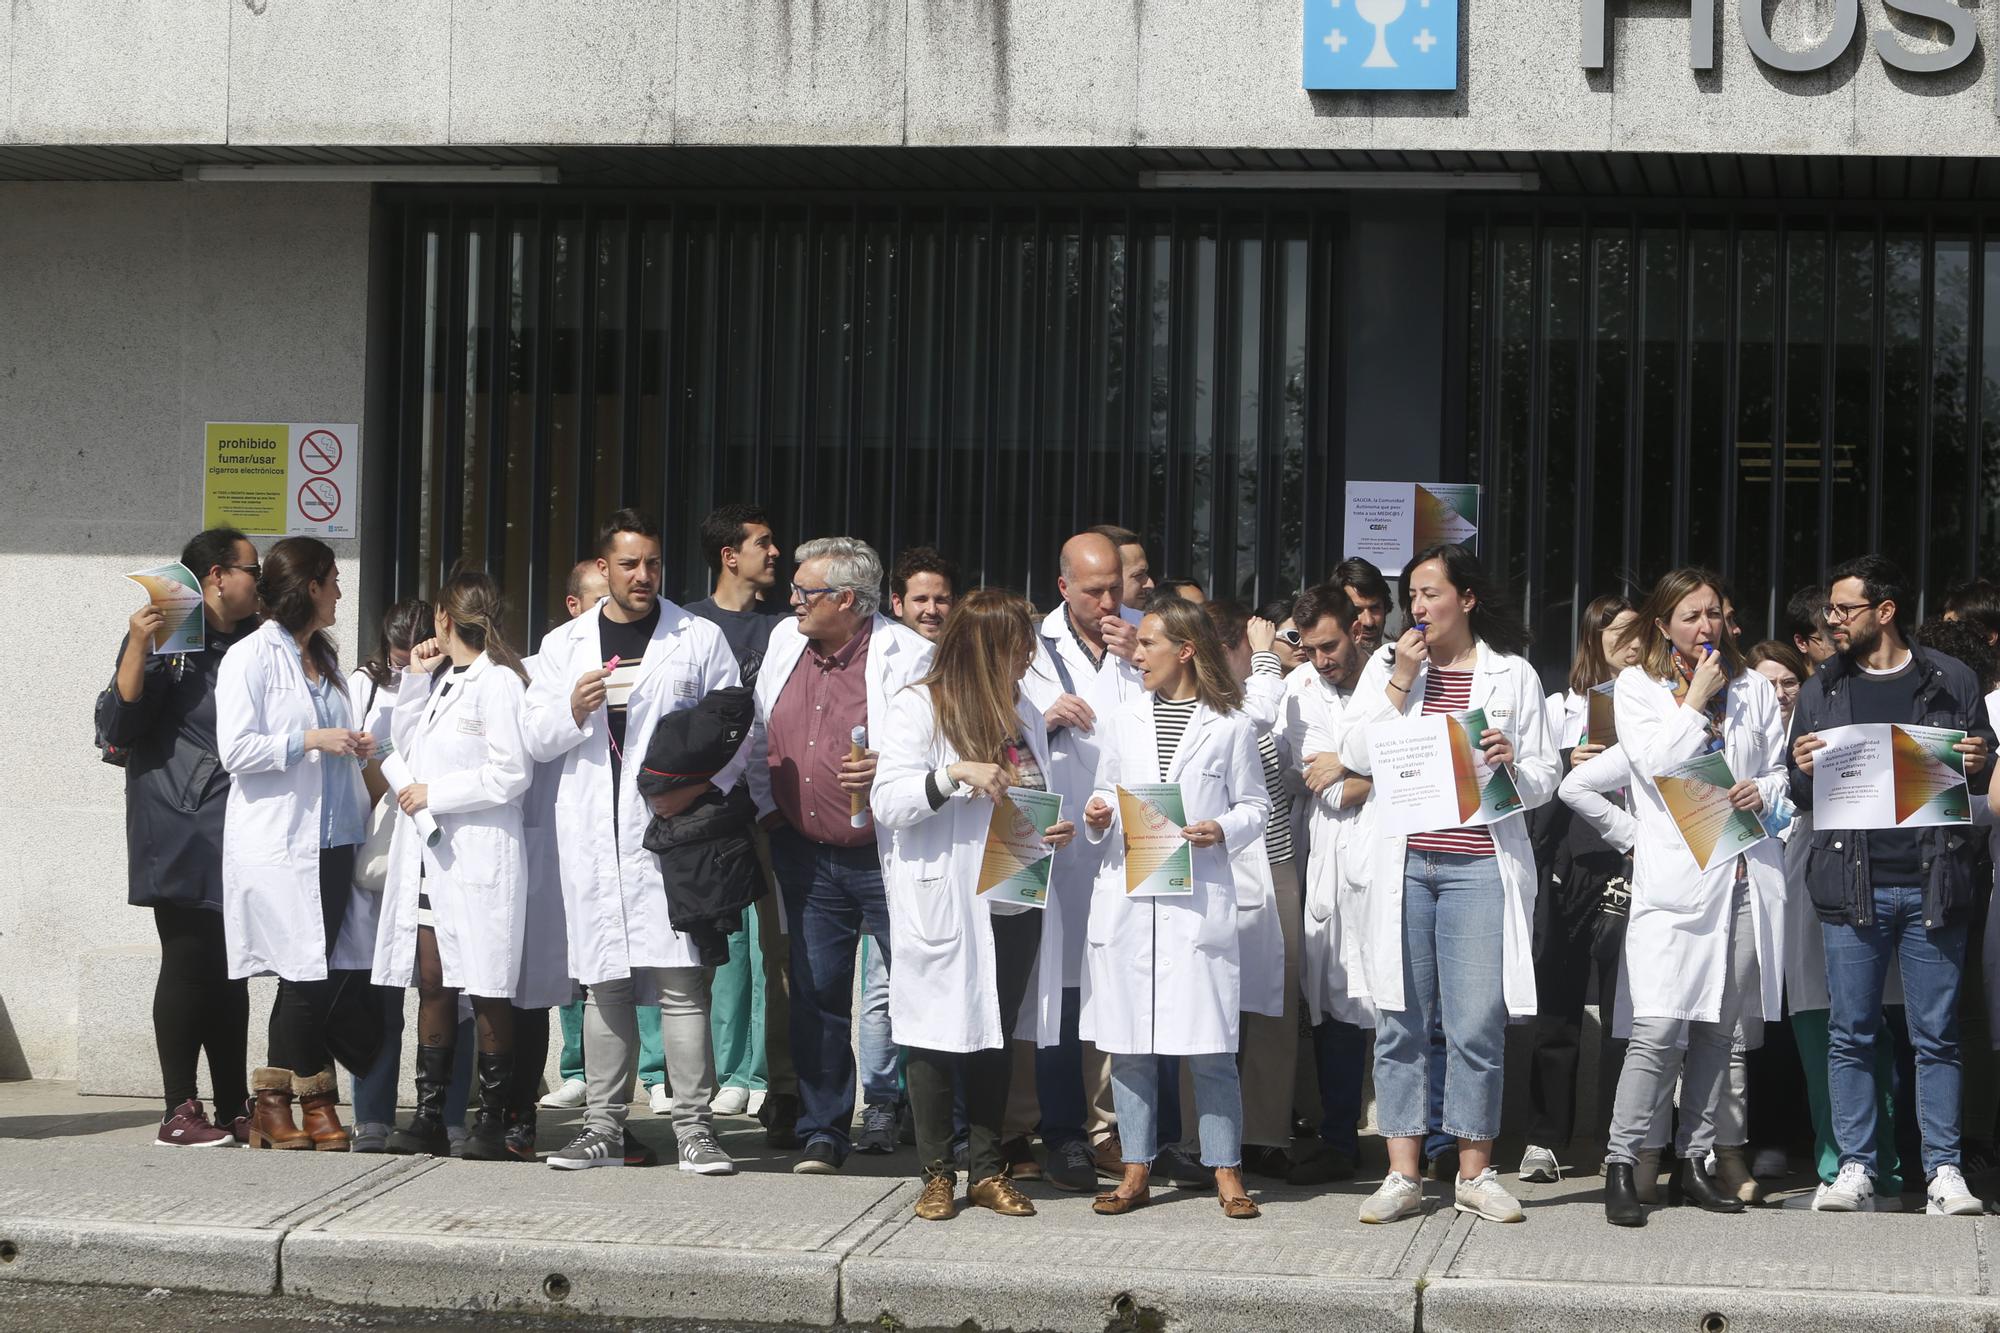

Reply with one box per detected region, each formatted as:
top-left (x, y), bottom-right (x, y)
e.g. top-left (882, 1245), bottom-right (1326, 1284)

top-left (373, 569), bottom-right (535, 1162)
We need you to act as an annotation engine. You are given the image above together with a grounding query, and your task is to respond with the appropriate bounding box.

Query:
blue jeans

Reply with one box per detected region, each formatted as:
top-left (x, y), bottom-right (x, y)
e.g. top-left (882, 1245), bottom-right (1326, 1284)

top-left (1424, 1020), bottom-right (1453, 1162)
top-left (1110, 1051), bottom-right (1242, 1169)
top-left (771, 827), bottom-right (892, 1157)
top-left (1373, 850), bottom-right (1507, 1143)
top-left (1311, 1018), bottom-right (1369, 1160)
top-left (856, 934), bottom-right (900, 1106)
top-left (1823, 885), bottom-right (1967, 1182)
top-left (349, 996), bottom-right (472, 1128)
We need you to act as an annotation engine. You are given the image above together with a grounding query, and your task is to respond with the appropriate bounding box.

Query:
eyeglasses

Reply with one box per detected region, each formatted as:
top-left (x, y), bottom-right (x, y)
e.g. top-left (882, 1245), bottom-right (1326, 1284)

top-left (1820, 599), bottom-right (1880, 624)
top-left (788, 585), bottom-right (838, 606)
top-left (1276, 628), bottom-right (1303, 648)
top-left (223, 563), bottom-right (261, 581)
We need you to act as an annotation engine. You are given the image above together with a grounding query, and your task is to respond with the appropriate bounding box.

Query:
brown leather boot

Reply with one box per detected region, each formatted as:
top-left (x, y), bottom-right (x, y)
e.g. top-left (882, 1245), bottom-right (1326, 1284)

top-left (294, 1068), bottom-right (351, 1151)
top-left (248, 1067), bottom-right (311, 1150)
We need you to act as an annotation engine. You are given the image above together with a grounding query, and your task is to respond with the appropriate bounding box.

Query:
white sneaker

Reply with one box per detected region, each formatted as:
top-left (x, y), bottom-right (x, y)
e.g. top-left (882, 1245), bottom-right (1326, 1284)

top-left (1812, 1162), bottom-right (1876, 1212)
top-left (711, 1085), bottom-right (751, 1116)
top-left (1517, 1145), bottom-right (1560, 1183)
top-left (647, 1082), bottom-right (672, 1116)
top-left (539, 1076), bottom-right (588, 1109)
top-left (1454, 1167), bottom-right (1525, 1223)
top-left (1358, 1172), bottom-right (1424, 1225)
top-left (1927, 1165), bottom-right (1983, 1216)
top-left (746, 1088), bottom-right (767, 1117)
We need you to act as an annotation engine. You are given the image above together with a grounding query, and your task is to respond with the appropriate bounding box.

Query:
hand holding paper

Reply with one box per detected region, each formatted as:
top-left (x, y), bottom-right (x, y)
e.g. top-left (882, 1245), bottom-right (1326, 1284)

top-left (380, 751), bottom-right (443, 848)
top-left (1656, 751), bottom-right (1767, 870)
top-left (123, 563), bottom-right (205, 656)
top-left (1811, 724), bottom-right (1970, 830)
top-left (1119, 783), bottom-right (1192, 897)
top-left (976, 788), bottom-right (1065, 909)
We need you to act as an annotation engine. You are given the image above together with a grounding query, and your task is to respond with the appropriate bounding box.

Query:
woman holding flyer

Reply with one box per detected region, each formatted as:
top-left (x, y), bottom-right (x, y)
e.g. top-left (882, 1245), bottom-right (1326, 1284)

top-left (1080, 597), bottom-right (1269, 1220)
top-left (1340, 544), bottom-right (1558, 1226)
top-left (1600, 568), bottom-right (1789, 1227)
top-left (373, 571), bottom-right (534, 1162)
top-left (872, 590), bottom-right (1074, 1222)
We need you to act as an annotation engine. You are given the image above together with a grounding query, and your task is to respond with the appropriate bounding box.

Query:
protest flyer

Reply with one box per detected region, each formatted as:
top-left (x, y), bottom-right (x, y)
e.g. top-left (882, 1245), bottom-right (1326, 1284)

top-left (976, 788), bottom-right (1064, 909)
top-left (1811, 723), bottom-right (1970, 830)
top-left (1656, 751), bottom-right (1767, 870)
top-left (123, 562), bottom-right (205, 655)
top-left (1118, 783), bottom-right (1192, 897)
top-left (1341, 481), bottom-right (1481, 568)
top-left (1367, 708), bottom-right (1523, 836)
top-left (1586, 681), bottom-right (1618, 749)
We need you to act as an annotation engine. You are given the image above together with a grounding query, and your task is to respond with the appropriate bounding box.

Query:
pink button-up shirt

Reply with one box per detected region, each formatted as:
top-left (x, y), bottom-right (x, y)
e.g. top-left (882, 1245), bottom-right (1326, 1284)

top-left (766, 620), bottom-right (873, 848)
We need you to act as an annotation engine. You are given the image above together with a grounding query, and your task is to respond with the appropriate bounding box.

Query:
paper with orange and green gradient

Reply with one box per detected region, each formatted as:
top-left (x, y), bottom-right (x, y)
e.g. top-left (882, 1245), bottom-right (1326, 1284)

top-left (1811, 723), bottom-right (1970, 830)
top-left (1341, 482), bottom-right (1480, 569)
top-left (1366, 709), bottom-right (1523, 837)
top-left (123, 562), bottom-right (205, 655)
top-left (1118, 783), bottom-right (1192, 898)
top-left (1586, 681), bottom-right (1618, 748)
top-left (976, 788), bottom-right (1064, 909)
top-left (1656, 751), bottom-right (1768, 871)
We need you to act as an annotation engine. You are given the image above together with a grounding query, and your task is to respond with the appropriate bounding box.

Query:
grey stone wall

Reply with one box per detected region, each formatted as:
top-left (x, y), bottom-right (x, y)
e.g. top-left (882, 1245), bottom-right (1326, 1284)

top-left (3, 0), bottom-right (1996, 158)
top-left (0, 182), bottom-right (371, 1080)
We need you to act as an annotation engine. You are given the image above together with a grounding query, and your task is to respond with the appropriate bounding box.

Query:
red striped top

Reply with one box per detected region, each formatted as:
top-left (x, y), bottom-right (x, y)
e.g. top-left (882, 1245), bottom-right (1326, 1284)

top-left (1406, 669), bottom-right (1496, 858)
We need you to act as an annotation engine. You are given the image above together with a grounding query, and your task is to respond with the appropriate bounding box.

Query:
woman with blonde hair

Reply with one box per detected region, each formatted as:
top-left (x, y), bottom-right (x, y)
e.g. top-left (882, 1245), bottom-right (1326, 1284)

top-left (1601, 567), bottom-right (1788, 1226)
top-left (873, 589), bottom-right (1075, 1220)
top-left (374, 569), bottom-right (534, 1162)
top-left (1080, 596), bottom-right (1270, 1220)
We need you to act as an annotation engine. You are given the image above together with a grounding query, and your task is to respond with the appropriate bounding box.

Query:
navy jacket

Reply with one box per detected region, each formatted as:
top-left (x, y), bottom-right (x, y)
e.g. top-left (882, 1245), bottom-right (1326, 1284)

top-left (1783, 644), bottom-right (1995, 929)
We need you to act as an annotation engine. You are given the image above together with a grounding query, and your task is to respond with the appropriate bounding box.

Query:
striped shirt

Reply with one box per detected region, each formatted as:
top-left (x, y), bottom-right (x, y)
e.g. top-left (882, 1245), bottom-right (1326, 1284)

top-left (1407, 669), bottom-right (1496, 858)
top-left (1154, 697), bottom-right (1198, 780)
top-left (1250, 651), bottom-right (1294, 864)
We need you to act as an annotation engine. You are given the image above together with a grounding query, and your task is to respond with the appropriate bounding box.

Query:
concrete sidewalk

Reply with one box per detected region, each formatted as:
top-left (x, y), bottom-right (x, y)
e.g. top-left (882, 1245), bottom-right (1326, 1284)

top-left (0, 1080), bottom-right (1995, 1332)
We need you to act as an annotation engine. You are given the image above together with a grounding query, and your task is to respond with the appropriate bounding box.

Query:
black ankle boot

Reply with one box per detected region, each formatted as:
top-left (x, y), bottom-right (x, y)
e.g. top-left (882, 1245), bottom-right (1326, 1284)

top-left (1604, 1162), bottom-right (1645, 1227)
top-left (461, 1051), bottom-right (515, 1162)
top-left (387, 1043), bottom-right (452, 1156)
top-left (1674, 1159), bottom-right (1746, 1214)
top-left (504, 1104), bottom-right (538, 1162)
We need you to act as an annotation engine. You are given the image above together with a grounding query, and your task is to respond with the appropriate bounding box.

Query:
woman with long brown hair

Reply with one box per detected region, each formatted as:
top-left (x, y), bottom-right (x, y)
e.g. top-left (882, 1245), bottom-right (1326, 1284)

top-left (1079, 596), bottom-right (1270, 1220)
top-left (217, 537), bottom-right (375, 1151)
top-left (1600, 567), bottom-right (1789, 1226)
top-left (873, 589), bottom-right (1076, 1220)
top-left (373, 570), bottom-right (534, 1162)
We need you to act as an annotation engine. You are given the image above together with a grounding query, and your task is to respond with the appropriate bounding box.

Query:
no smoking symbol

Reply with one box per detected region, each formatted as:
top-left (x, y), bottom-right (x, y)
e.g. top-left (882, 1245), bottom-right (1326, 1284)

top-left (299, 429), bottom-right (343, 476)
top-left (298, 477), bottom-right (341, 524)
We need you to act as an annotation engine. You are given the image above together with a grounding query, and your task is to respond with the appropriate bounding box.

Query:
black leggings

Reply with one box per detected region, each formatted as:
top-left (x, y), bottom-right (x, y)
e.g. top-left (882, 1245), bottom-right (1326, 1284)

top-left (152, 905), bottom-right (250, 1114)
top-left (511, 1004), bottom-right (551, 1113)
top-left (265, 846), bottom-right (355, 1078)
top-left (906, 910), bottom-right (1044, 1182)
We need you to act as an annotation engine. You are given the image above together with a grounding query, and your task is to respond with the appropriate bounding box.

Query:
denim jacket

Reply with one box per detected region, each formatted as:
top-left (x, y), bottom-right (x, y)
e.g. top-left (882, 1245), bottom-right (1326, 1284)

top-left (1783, 644), bottom-right (1995, 929)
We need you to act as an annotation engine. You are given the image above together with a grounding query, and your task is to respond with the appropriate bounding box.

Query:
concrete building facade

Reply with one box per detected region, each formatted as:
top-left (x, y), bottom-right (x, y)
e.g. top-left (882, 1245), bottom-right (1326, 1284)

top-left (4, 0), bottom-right (1997, 1082)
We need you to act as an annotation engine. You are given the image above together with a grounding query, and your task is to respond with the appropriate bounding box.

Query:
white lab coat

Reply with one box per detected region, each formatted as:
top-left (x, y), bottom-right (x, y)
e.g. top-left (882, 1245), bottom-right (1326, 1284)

top-left (747, 612), bottom-right (937, 868)
top-left (217, 620), bottom-right (371, 983)
top-left (329, 668), bottom-right (400, 971)
top-left (371, 653), bottom-right (532, 997)
top-left (513, 652), bottom-right (577, 1010)
top-left (1018, 604), bottom-right (1148, 991)
top-left (1340, 641), bottom-right (1559, 1019)
top-left (522, 598), bottom-right (747, 984)
top-left (1232, 660), bottom-right (1292, 1020)
top-left (1277, 663), bottom-right (1375, 1028)
top-left (1079, 696), bottom-right (1269, 1055)
top-left (1613, 664), bottom-right (1789, 1026)
top-left (871, 684), bottom-right (1063, 1052)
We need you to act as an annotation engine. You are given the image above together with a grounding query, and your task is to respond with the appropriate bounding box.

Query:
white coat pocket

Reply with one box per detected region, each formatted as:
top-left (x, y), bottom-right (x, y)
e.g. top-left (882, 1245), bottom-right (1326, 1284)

top-left (898, 875), bottom-right (964, 948)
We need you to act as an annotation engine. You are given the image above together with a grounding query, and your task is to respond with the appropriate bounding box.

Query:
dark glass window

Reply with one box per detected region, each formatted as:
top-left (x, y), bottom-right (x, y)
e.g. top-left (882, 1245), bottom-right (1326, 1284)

top-left (391, 196), bottom-right (1342, 647)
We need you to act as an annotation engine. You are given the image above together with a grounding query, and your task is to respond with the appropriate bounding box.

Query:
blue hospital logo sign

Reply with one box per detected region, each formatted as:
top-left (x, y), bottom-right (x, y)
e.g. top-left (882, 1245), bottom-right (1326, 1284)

top-left (1303, 0), bottom-right (1459, 91)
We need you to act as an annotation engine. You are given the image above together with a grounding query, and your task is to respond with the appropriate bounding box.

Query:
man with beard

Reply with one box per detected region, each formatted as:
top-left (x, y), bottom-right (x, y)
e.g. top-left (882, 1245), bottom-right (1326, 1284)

top-left (1789, 555), bottom-right (1994, 1216)
top-left (1276, 585), bottom-right (1377, 1186)
top-left (1331, 557), bottom-right (1392, 657)
top-left (889, 546), bottom-right (958, 643)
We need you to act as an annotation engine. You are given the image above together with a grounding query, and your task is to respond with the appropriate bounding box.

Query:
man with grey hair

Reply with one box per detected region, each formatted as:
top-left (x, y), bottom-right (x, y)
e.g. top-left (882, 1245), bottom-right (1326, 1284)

top-left (747, 536), bottom-right (935, 1173)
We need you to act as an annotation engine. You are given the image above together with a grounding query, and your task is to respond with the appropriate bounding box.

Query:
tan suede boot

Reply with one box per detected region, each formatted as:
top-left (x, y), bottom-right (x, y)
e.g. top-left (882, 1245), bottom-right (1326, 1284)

top-left (294, 1069), bottom-right (351, 1152)
top-left (1712, 1145), bottom-right (1763, 1204)
top-left (247, 1067), bottom-right (311, 1150)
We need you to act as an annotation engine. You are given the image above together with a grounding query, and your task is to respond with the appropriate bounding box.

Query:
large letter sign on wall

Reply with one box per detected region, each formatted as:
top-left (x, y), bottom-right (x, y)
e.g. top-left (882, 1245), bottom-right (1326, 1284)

top-left (1584, 0), bottom-right (1978, 80)
top-left (1304, 0), bottom-right (1459, 91)
top-left (1739, 0), bottom-right (1857, 72)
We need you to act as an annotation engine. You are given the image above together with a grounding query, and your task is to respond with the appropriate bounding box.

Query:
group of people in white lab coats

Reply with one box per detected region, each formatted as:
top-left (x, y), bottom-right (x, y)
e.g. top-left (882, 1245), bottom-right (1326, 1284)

top-left (119, 507), bottom-right (2000, 1228)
